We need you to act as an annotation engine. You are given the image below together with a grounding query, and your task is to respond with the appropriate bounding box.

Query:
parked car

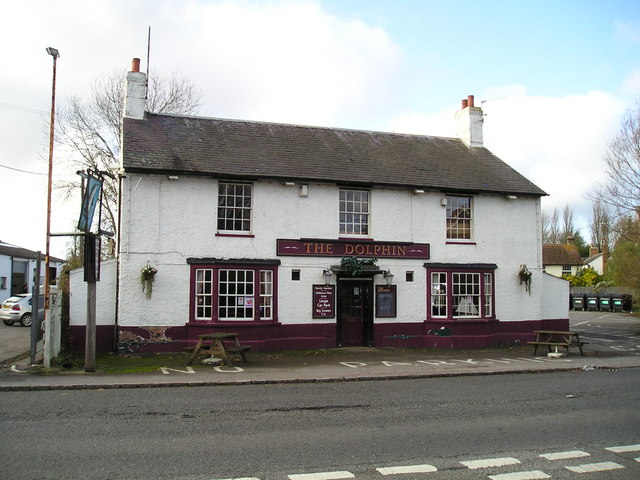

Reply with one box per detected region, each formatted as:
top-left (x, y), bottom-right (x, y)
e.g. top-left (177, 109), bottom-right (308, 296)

top-left (0, 294), bottom-right (32, 327)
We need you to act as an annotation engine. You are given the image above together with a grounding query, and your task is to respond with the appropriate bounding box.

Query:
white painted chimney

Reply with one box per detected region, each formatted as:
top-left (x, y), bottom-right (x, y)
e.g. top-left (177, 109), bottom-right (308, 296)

top-left (123, 58), bottom-right (146, 120)
top-left (455, 94), bottom-right (483, 147)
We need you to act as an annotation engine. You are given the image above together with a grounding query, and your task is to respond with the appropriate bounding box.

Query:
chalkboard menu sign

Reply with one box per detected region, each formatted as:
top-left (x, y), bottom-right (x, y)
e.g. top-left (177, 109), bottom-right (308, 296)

top-left (313, 285), bottom-right (335, 318)
top-left (376, 285), bottom-right (397, 317)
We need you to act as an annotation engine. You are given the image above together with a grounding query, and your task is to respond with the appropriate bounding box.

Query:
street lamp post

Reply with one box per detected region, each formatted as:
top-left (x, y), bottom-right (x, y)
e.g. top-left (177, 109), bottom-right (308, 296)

top-left (44, 47), bottom-right (59, 320)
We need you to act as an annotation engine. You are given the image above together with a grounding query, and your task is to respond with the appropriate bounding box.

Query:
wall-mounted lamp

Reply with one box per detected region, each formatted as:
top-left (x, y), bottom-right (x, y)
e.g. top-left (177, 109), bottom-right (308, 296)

top-left (299, 184), bottom-right (309, 198)
top-left (284, 181), bottom-right (296, 186)
top-left (383, 269), bottom-right (394, 285)
top-left (168, 175), bottom-right (179, 181)
top-left (440, 198), bottom-right (448, 207)
top-left (413, 188), bottom-right (425, 195)
top-left (323, 269), bottom-right (334, 285)
top-left (505, 195), bottom-right (517, 200)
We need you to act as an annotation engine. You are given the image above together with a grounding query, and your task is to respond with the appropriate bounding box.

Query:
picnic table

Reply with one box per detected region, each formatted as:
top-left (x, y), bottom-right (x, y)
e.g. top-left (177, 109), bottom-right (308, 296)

top-left (528, 330), bottom-right (586, 356)
top-left (185, 332), bottom-right (251, 366)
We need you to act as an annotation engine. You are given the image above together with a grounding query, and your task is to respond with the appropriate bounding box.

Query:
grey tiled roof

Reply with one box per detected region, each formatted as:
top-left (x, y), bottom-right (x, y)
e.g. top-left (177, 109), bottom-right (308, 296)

top-left (0, 242), bottom-right (65, 263)
top-left (122, 113), bottom-right (547, 196)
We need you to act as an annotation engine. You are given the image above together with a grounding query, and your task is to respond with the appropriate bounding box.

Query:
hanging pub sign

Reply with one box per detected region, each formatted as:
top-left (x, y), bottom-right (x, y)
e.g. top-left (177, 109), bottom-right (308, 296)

top-left (77, 172), bottom-right (103, 233)
top-left (277, 239), bottom-right (429, 259)
top-left (313, 284), bottom-right (335, 318)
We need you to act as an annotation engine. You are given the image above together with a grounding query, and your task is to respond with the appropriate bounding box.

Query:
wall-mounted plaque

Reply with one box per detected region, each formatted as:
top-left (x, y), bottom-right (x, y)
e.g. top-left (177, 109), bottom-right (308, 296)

top-left (376, 285), bottom-right (397, 317)
top-left (313, 284), bottom-right (335, 318)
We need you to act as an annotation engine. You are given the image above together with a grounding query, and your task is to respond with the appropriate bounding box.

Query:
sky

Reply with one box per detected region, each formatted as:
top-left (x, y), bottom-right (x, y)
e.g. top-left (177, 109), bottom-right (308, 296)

top-left (1, 0), bottom-right (639, 258)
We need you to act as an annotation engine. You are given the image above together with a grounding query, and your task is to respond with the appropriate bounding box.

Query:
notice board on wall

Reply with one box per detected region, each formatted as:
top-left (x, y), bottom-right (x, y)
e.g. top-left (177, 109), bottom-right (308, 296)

top-left (376, 285), bottom-right (397, 317)
top-left (313, 285), bottom-right (335, 318)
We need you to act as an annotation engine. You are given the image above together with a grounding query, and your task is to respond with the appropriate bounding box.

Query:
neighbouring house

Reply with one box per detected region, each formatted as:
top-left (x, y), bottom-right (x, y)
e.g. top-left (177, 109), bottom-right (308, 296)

top-left (0, 240), bottom-right (64, 303)
top-left (69, 59), bottom-right (569, 353)
top-left (584, 245), bottom-right (608, 275)
top-left (542, 237), bottom-right (584, 278)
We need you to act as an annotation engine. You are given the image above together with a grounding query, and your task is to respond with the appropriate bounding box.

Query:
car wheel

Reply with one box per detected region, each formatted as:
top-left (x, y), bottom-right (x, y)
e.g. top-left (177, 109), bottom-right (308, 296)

top-left (21, 313), bottom-right (32, 327)
top-left (2, 319), bottom-right (14, 326)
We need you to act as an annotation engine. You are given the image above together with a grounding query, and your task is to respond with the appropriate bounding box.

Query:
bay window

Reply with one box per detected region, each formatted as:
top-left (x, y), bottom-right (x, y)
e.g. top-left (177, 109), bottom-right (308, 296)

top-left (427, 264), bottom-right (495, 320)
top-left (189, 260), bottom-right (279, 322)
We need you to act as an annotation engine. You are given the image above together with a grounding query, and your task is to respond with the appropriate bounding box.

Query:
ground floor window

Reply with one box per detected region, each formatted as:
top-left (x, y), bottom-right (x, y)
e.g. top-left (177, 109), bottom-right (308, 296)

top-left (189, 260), bottom-right (279, 322)
top-left (426, 265), bottom-right (495, 320)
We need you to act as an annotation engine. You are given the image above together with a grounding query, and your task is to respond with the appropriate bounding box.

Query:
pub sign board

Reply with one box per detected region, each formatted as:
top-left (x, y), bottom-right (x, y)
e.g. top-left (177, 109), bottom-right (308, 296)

top-left (278, 239), bottom-right (430, 259)
top-left (313, 285), bottom-right (335, 318)
top-left (376, 285), bottom-right (397, 317)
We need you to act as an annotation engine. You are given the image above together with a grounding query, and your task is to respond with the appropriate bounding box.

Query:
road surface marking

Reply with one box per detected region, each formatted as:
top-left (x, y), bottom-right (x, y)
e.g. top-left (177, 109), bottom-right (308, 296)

top-left (288, 471), bottom-right (355, 480)
top-left (461, 457), bottom-right (521, 469)
top-left (605, 443), bottom-right (640, 453)
top-left (376, 464), bottom-right (438, 475)
top-left (565, 461), bottom-right (625, 473)
top-left (539, 450), bottom-right (591, 460)
top-left (488, 471), bottom-right (550, 480)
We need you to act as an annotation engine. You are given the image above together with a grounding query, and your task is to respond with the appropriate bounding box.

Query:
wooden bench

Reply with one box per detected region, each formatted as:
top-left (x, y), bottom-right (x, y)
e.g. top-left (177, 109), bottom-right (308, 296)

top-left (528, 330), bottom-right (586, 356)
top-left (185, 333), bottom-right (251, 366)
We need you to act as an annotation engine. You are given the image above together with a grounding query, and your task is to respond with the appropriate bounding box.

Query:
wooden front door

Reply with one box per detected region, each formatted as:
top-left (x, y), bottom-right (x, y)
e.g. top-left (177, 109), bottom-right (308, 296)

top-left (337, 279), bottom-right (373, 347)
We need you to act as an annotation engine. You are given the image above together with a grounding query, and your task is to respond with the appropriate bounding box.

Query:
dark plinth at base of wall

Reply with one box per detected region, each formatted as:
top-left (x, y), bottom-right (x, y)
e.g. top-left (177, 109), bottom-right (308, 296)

top-left (68, 318), bottom-right (569, 354)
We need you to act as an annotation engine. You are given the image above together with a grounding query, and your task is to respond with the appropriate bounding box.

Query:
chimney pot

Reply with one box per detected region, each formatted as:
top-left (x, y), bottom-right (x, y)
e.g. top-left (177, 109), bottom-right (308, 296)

top-left (467, 95), bottom-right (475, 108)
top-left (461, 99), bottom-right (468, 109)
top-left (131, 58), bottom-right (141, 73)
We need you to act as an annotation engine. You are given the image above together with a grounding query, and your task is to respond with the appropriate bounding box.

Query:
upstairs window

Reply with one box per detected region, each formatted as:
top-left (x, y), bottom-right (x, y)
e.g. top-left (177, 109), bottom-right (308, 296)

top-left (340, 189), bottom-right (369, 236)
top-left (446, 196), bottom-right (472, 240)
top-left (217, 182), bottom-right (252, 233)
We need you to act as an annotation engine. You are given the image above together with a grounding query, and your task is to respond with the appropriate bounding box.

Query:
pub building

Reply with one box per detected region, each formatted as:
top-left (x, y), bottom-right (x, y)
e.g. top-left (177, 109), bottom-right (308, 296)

top-left (69, 60), bottom-right (568, 353)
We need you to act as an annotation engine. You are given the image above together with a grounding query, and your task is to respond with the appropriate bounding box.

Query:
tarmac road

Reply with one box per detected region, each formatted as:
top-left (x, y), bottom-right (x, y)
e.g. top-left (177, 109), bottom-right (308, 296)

top-left (0, 321), bottom-right (30, 364)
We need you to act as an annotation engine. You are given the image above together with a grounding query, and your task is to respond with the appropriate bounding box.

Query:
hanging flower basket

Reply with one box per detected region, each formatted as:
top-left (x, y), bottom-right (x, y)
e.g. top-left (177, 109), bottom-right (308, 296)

top-left (340, 256), bottom-right (378, 276)
top-left (518, 264), bottom-right (532, 295)
top-left (140, 264), bottom-right (158, 300)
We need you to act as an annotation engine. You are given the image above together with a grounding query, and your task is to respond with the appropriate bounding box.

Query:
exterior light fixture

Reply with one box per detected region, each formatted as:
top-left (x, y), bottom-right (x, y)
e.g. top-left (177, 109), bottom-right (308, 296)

top-left (413, 188), bottom-right (425, 194)
top-left (440, 198), bottom-right (448, 207)
top-left (168, 175), bottom-right (179, 181)
top-left (384, 269), bottom-right (394, 285)
top-left (322, 269), bottom-right (333, 285)
top-left (505, 195), bottom-right (517, 200)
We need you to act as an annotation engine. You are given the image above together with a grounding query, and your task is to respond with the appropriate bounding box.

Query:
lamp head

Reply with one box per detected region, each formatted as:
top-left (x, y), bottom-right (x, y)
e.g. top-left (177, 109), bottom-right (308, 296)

top-left (46, 47), bottom-right (60, 58)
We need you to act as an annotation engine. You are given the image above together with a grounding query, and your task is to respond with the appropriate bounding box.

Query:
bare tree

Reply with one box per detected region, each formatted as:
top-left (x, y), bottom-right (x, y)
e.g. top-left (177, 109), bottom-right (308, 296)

top-left (57, 69), bottom-right (201, 248)
top-left (590, 200), bottom-right (614, 249)
top-left (592, 98), bottom-right (640, 219)
top-left (561, 204), bottom-right (575, 242)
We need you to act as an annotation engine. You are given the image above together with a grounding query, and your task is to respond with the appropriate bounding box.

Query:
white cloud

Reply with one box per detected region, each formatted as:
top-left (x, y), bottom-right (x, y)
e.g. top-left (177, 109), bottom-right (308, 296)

top-left (388, 87), bottom-right (628, 239)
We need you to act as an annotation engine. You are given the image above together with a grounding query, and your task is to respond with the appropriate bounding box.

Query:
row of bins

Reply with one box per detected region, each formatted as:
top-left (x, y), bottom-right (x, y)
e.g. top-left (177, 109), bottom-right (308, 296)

top-left (571, 293), bottom-right (633, 312)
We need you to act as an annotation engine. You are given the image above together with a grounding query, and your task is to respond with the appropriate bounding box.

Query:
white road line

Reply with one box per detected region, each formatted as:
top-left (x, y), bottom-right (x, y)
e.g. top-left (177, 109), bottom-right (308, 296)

top-left (288, 471), bottom-right (355, 480)
top-left (539, 450), bottom-right (591, 460)
top-left (488, 470), bottom-right (550, 480)
top-left (376, 464), bottom-right (438, 475)
top-left (461, 457), bottom-right (521, 469)
top-left (605, 443), bottom-right (640, 453)
top-left (565, 461), bottom-right (625, 473)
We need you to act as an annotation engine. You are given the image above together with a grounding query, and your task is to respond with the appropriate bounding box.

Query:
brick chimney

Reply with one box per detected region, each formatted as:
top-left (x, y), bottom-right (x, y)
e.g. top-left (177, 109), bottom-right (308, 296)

top-left (123, 58), bottom-right (146, 120)
top-left (455, 94), bottom-right (483, 147)
top-left (567, 236), bottom-right (575, 246)
top-left (589, 245), bottom-right (599, 257)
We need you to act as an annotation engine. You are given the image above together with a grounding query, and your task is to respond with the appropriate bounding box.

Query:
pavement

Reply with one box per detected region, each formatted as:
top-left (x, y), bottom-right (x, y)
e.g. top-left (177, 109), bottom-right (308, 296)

top-left (1, 342), bottom-right (640, 392)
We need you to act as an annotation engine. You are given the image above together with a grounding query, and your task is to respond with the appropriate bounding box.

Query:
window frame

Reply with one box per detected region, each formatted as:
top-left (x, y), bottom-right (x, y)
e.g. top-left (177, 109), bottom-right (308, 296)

top-left (339, 188), bottom-right (370, 236)
top-left (426, 265), bottom-right (495, 321)
top-left (189, 261), bottom-right (279, 323)
top-left (217, 182), bottom-right (253, 234)
top-left (446, 195), bottom-right (473, 241)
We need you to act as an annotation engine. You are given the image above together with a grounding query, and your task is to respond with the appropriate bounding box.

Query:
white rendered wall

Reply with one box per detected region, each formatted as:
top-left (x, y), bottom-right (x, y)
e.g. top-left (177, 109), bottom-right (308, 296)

top-left (69, 258), bottom-right (116, 326)
top-left (114, 173), bottom-right (548, 328)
